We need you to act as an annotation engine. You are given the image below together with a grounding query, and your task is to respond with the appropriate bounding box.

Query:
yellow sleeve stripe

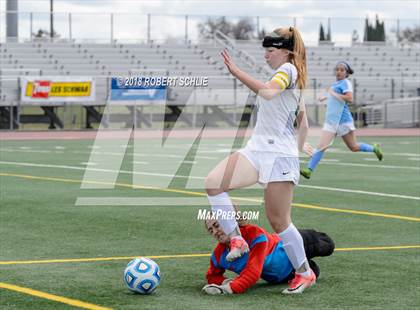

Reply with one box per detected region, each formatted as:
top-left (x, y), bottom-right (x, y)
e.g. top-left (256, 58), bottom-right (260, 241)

top-left (274, 75), bottom-right (289, 86)
top-left (275, 71), bottom-right (290, 81)
top-left (273, 72), bottom-right (290, 87)
top-left (271, 77), bottom-right (287, 90)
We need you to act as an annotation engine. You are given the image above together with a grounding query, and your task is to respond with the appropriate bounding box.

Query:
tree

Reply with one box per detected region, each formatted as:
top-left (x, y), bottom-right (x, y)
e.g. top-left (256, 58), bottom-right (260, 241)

top-left (197, 17), bottom-right (233, 39)
top-left (319, 22), bottom-right (332, 42)
top-left (363, 15), bottom-right (385, 42)
top-left (257, 28), bottom-right (267, 40)
top-left (399, 25), bottom-right (420, 42)
top-left (232, 18), bottom-right (255, 40)
top-left (352, 30), bottom-right (360, 44)
top-left (197, 17), bottom-right (256, 40)
top-left (319, 23), bottom-right (326, 41)
top-left (363, 17), bottom-right (370, 41)
top-left (375, 15), bottom-right (385, 41)
top-left (326, 21), bottom-right (331, 41)
top-left (33, 28), bottom-right (60, 39)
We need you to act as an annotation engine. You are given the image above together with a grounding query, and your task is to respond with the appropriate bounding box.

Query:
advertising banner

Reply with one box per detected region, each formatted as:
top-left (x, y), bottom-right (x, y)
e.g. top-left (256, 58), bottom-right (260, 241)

top-left (20, 76), bottom-right (96, 103)
top-left (109, 77), bottom-right (167, 104)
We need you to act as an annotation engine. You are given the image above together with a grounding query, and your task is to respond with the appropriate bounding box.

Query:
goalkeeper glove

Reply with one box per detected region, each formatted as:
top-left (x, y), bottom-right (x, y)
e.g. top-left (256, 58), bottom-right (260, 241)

top-left (202, 282), bottom-right (233, 295)
top-left (222, 279), bottom-right (233, 285)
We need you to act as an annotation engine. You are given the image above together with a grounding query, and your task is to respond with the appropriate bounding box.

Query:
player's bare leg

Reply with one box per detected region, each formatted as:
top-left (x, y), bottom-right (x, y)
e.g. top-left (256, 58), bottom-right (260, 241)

top-left (205, 152), bottom-right (258, 261)
top-left (342, 131), bottom-right (383, 160)
top-left (301, 130), bottom-right (335, 179)
top-left (341, 130), bottom-right (359, 151)
top-left (265, 181), bottom-right (316, 294)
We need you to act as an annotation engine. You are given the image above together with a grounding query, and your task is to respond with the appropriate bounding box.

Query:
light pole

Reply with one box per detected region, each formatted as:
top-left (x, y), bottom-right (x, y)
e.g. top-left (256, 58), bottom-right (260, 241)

top-left (50, 0), bottom-right (54, 39)
top-left (6, 0), bottom-right (18, 41)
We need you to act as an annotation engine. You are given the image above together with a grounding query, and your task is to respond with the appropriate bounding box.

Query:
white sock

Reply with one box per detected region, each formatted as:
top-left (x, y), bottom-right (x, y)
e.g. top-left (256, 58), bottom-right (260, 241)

top-left (279, 223), bottom-right (311, 277)
top-left (207, 192), bottom-right (239, 236)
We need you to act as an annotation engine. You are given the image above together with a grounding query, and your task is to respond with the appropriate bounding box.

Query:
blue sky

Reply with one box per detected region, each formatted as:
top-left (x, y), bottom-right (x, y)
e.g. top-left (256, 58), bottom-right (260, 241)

top-left (1, 0), bottom-right (419, 44)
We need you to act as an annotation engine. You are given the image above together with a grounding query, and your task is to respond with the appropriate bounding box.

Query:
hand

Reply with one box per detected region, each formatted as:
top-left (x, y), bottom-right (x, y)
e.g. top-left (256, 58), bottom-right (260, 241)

top-left (202, 283), bottom-right (233, 295)
top-left (222, 279), bottom-right (233, 285)
top-left (318, 95), bottom-right (327, 102)
top-left (221, 49), bottom-right (240, 77)
top-left (318, 89), bottom-right (328, 102)
top-left (302, 142), bottom-right (314, 157)
top-left (328, 88), bottom-right (341, 99)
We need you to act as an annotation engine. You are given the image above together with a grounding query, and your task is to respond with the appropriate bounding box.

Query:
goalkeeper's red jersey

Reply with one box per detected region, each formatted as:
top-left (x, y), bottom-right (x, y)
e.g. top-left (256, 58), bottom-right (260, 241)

top-left (206, 224), bottom-right (293, 294)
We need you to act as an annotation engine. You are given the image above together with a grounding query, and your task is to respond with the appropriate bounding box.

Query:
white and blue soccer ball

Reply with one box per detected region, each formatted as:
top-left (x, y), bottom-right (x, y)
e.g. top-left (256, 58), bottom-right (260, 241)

top-left (123, 257), bottom-right (161, 294)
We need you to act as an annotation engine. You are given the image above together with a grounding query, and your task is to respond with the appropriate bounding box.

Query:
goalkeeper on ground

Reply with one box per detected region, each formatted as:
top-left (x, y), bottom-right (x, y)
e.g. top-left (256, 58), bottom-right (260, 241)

top-left (202, 218), bottom-right (334, 295)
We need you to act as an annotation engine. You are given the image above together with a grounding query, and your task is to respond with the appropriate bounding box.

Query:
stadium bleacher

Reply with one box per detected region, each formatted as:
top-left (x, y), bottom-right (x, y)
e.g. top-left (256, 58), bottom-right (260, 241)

top-left (0, 39), bottom-right (419, 129)
top-left (1, 40), bottom-right (419, 103)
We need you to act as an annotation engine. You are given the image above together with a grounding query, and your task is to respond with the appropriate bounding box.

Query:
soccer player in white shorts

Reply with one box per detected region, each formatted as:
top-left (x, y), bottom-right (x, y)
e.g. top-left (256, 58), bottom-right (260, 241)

top-left (205, 27), bottom-right (317, 294)
top-left (300, 61), bottom-right (383, 179)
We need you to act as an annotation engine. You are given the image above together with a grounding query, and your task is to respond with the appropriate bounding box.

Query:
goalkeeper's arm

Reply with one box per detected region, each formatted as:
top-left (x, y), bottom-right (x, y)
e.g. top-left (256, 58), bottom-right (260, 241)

top-left (206, 257), bottom-right (226, 285)
top-left (228, 241), bottom-right (267, 294)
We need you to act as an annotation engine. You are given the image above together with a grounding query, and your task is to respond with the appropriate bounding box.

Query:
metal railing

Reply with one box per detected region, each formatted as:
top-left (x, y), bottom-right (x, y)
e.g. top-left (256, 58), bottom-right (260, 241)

top-left (2, 11), bottom-right (419, 47)
top-left (360, 97), bottom-right (420, 128)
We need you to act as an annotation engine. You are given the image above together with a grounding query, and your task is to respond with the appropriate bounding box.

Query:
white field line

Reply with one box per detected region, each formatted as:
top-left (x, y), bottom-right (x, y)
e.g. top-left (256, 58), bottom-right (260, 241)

top-left (0, 160), bottom-right (419, 201)
top-left (299, 159), bottom-right (419, 170)
top-left (0, 161), bottom-right (203, 180)
top-left (1, 148), bottom-right (418, 170)
top-left (2, 145), bottom-right (419, 158)
top-left (299, 185), bottom-right (420, 200)
top-left (320, 162), bottom-right (419, 170)
top-left (75, 150), bottom-right (219, 160)
top-left (0, 148), bottom-right (218, 160)
top-left (75, 197), bottom-right (260, 206)
top-left (327, 148), bottom-right (420, 158)
top-left (80, 162), bottom-right (98, 166)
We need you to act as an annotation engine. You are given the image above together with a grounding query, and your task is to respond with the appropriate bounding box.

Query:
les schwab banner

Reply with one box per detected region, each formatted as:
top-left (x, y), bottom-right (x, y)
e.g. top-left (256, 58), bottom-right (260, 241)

top-left (20, 76), bottom-right (96, 103)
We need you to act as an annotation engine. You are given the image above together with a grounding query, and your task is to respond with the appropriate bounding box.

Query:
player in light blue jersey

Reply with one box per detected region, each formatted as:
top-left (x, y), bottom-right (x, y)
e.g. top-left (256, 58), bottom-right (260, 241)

top-left (300, 61), bottom-right (383, 179)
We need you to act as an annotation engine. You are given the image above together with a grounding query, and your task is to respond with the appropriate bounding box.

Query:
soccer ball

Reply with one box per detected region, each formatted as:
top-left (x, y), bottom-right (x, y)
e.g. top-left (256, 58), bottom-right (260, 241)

top-left (123, 257), bottom-right (161, 294)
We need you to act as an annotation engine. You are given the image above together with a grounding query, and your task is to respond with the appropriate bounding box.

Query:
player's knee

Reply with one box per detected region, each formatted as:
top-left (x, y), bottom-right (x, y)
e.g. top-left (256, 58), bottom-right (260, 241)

top-left (349, 144), bottom-right (359, 152)
top-left (316, 144), bottom-right (328, 151)
top-left (270, 220), bottom-right (291, 234)
top-left (205, 174), bottom-right (225, 195)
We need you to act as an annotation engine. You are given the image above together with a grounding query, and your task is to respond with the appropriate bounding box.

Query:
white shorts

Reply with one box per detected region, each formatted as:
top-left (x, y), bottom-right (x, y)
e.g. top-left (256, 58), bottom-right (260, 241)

top-left (323, 122), bottom-right (355, 137)
top-left (238, 146), bottom-right (300, 186)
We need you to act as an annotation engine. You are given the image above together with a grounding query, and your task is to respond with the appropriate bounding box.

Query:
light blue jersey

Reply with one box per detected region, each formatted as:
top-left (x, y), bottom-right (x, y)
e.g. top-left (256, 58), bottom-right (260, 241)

top-left (325, 78), bottom-right (353, 126)
top-left (306, 75), bottom-right (378, 174)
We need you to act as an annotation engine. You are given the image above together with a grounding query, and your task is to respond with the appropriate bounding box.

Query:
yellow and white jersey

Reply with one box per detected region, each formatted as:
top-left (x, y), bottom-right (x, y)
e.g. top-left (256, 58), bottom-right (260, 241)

top-left (247, 62), bottom-right (300, 157)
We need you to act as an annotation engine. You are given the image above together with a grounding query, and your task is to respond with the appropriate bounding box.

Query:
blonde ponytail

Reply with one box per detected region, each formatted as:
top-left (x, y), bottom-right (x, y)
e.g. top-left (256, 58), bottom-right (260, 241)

top-left (273, 27), bottom-right (307, 90)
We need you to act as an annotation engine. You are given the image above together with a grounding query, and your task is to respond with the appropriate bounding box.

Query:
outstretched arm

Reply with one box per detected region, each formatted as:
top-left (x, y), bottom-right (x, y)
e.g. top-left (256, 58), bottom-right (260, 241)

top-left (328, 88), bottom-right (353, 104)
top-left (204, 241), bottom-right (267, 294)
top-left (206, 256), bottom-right (226, 285)
top-left (228, 241), bottom-right (268, 294)
top-left (221, 49), bottom-right (283, 100)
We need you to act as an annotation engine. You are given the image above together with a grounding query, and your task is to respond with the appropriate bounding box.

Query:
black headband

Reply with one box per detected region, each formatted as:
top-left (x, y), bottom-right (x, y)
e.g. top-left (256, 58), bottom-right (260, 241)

top-left (262, 36), bottom-right (294, 51)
